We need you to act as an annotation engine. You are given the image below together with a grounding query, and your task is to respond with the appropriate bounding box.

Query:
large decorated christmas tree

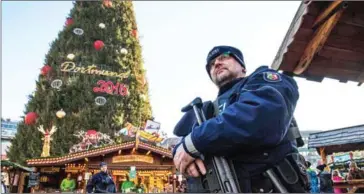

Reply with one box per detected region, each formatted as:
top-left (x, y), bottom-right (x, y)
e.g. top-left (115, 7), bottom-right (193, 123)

top-left (7, 0), bottom-right (152, 165)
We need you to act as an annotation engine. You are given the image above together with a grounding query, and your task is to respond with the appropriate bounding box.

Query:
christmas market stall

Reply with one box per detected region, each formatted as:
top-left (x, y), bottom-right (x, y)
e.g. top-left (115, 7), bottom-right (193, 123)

top-left (1, 160), bottom-right (33, 193)
top-left (25, 127), bottom-right (180, 193)
top-left (271, 1), bottom-right (364, 86)
top-left (308, 124), bottom-right (364, 192)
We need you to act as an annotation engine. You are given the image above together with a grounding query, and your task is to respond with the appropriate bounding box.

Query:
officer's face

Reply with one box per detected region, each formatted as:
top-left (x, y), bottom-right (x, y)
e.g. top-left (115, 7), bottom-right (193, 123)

top-left (209, 53), bottom-right (245, 87)
top-left (101, 165), bottom-right (108, 172)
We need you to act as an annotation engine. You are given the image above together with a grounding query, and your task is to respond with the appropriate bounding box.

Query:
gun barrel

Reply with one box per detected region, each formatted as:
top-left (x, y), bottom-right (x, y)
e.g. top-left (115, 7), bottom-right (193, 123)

top-left (266, 169), bottom-right (288, 193)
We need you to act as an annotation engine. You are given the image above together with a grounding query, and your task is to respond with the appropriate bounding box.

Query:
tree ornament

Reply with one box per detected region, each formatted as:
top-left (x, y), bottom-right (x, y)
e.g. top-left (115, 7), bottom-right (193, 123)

top-left (140, 94), bottom-right (147, 101)
top-left (99, 23), bottom-right (106, 29)
top-left (37, 125), bottom-right (58, 157)
top-left (95, 96), bottom-right (107, 106)
top-left (51, 79), bottom-right (63, 90)
top-left (94, 40), bottom-right (105, 51)
top-left (65, 17), bottom-right (73, 26)
top-left (120, 48), bottom-right (128, 55)
top-left (103, 0), bottom-right (113, 8)
top-left (41, 65), bottom-right (52, 76)
top-left (25, 112), bottom-right (38, 125)
top-left (67, 53), bottom-right (75, 60)
top-left (132, 29), bottom-right (138, 37)
top-left (73, 28), bottom-right (84, 36)
top-left (56, 109), bottom-right (66, 118)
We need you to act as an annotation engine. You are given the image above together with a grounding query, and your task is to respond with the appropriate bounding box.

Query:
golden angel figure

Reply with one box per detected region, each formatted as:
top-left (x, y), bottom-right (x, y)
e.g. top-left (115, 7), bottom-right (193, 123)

top-left (37, 125), bottom-right (57, 157)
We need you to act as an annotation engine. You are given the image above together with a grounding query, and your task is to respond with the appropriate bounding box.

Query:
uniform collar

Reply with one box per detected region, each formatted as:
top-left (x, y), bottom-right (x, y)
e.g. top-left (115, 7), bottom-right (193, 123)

top-left (218, 77), bottom-right (245, 96)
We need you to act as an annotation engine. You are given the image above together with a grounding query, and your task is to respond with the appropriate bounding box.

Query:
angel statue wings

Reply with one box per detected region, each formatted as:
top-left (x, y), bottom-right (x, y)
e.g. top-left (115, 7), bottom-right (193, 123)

top-left (37, 125), bottom-right (57, 157)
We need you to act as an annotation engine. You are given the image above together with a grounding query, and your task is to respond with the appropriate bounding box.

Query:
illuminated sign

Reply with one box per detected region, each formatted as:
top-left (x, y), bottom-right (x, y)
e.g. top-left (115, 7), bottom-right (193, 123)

top-left (60, 62), bottom-right (129, 79)
top-left (40, 167), bottom-right (60, 173)
top-left (112, 155), bottom-right (154, 164)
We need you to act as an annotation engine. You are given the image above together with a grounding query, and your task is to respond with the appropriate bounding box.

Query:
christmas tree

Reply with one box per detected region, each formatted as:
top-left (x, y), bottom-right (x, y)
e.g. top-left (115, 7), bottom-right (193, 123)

top-left (7, 0), bottom-right (152, 165)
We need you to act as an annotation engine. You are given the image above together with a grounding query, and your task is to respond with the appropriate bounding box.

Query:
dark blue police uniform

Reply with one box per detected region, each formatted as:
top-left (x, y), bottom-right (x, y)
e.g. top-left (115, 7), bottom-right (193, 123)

top-left (173, 64), bottom-right (302, 192)
top-left (86, 171), bottom-right (116, 193)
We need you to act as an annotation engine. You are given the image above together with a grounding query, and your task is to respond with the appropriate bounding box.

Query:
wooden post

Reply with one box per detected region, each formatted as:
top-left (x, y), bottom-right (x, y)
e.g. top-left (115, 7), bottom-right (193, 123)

top-left (320, 147), bottom-right (327, 165)
top-left (17, 172), bottom-right (25, 193)
top-left (172, 167), bottom-right (176, 193)
top-left (83, 158), bottom-right (89, 194)
top-left (319, 147), bottom-right (331, 171)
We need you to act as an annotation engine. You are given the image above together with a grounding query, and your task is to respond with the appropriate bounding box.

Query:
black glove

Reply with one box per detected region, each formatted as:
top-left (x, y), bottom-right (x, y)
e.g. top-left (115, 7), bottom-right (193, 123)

top-left (173, 101), bottom-right (215, 137)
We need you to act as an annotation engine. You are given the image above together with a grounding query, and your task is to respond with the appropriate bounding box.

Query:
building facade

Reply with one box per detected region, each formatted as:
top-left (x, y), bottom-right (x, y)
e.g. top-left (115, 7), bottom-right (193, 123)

top-left (1, 119), bottom-right (19, 160)
top-left (298, 130), bottom-right (322, 168)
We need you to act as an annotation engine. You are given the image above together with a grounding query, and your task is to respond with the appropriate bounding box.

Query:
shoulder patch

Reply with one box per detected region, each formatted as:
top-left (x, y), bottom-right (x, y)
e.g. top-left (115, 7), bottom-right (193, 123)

top-left (263, 72), bottom-right (281, 82)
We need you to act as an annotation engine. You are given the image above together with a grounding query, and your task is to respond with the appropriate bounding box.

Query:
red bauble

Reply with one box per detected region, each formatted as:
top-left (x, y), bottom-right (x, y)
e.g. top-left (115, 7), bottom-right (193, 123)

top-left (132, 29), bottom-right (138, 37)
top-left (103, 0), bottom-right (113, 8)
top-left (41, 65), bottom-right (52, 76)
top-left (86, 130), bottom-right (98, 136)
top-left (94, 40), bottom-right (105, 51)
top-left (65, 17), bottom-right (73, 26)
top-left (25, 112), bottom-right (38, 125)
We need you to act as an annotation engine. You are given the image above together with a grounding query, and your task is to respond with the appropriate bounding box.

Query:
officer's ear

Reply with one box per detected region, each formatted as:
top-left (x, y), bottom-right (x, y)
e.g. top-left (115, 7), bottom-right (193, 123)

top-left (242, 68), bottom-right (246, 74)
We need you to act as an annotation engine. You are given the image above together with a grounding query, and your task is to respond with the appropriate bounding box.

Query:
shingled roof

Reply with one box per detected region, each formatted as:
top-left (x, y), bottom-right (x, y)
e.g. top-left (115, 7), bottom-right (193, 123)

top-left (26, 141), bottom-right (172, 166)
top-left (272, 1), bottom-right (364, 85)
top-left (308, 124), bottom-right (364, 155)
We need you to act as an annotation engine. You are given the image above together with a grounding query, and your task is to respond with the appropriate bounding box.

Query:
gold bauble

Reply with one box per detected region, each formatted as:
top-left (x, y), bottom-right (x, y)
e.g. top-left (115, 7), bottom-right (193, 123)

top-left (56, 109), bottom-right (66, 118)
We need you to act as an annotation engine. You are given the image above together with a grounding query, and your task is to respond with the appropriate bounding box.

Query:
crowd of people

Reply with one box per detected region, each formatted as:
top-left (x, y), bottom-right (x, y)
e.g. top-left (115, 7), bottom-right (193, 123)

top-left (57, 162), bottom-right (186, 193)
top-left (306, 161), bottom-right (364, 193)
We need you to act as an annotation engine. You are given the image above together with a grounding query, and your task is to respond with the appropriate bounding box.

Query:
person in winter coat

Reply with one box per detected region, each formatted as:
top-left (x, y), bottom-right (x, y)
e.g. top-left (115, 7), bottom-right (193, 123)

top-left (86, 162), bottom-right (116, 193)
top-left (332, 170), bottom-right (347, 193)
top-left (306, 161), bottom-right (319, 193)
top-left (1, 174), bottom-right (8, 194)
top-left (317, 164), bottom-right (334, 193)
top-left (60, 173), bottom-right (76, 192)
top-left (347, 161), bottom-right (364, 193)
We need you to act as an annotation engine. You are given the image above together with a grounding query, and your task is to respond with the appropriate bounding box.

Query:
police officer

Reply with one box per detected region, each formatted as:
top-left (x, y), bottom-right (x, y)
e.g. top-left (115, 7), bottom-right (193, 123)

top-left (173, 45), bottom-right (308, 193)
top-left (86, 162), bottom-right (116, 193)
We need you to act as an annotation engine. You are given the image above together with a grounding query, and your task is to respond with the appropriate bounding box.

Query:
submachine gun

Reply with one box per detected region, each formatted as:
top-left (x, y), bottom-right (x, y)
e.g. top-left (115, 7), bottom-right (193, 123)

top-left (176, 97), bottom-right (305, 193)
top-left (180, 97), bottom-right (240, 193)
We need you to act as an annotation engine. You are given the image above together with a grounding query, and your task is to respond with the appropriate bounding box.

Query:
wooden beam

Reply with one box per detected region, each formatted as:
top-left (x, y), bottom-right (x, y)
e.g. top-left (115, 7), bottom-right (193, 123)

top-left (294, 8), bottom-right (345, 75)
top-left (312, 1), bottom-right (347, 29)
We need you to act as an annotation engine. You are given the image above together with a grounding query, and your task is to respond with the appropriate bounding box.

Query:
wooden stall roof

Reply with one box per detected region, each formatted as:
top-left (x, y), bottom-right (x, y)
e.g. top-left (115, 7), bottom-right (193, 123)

top-left (272, 1), bottom-right (364, 86)
top-left (308, 124), bottom-right (364, 155)
top-left (26, 141), bottom-right (172, 166)
top-left (1, 160), bottom-right (33, 172)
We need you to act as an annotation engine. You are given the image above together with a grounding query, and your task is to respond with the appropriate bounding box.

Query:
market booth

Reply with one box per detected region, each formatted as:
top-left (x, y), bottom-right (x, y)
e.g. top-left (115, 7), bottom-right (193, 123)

top-left (1, 160), bottom-right (33, 193)
top-left (26, 140), bottom-right (175, 193)
top-left (273, 1), bottom-right (364, 190)
top-left (271, 0), bottom-right (364, 86)
top-left (308, 124), bottom-right (364, 193)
